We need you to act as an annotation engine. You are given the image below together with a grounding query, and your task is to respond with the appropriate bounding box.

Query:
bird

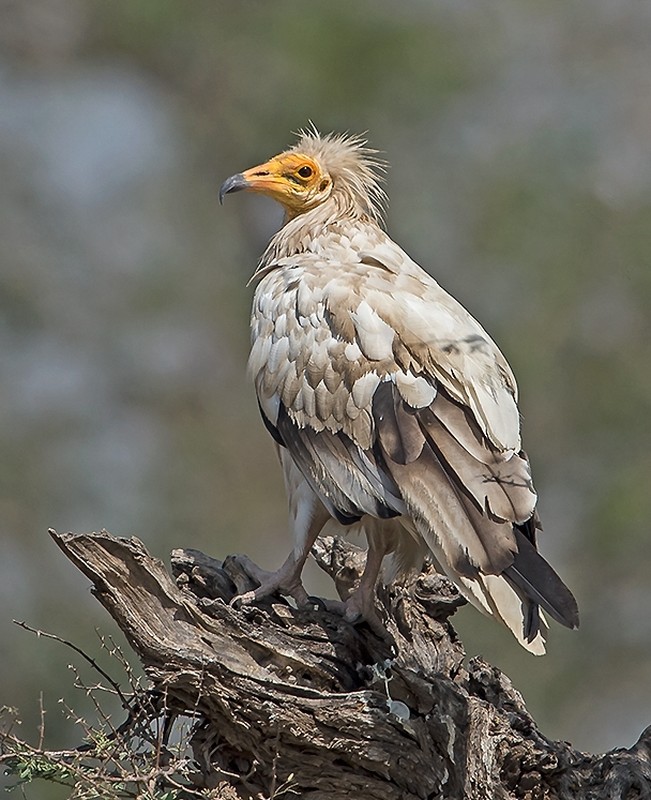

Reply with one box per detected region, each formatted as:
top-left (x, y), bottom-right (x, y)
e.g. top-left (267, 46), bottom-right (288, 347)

top-left (219, 126), bottom-right (579, 653)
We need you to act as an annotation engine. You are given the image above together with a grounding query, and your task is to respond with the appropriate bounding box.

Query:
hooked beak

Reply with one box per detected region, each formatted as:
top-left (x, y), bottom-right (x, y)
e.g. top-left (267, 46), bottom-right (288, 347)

top-left (219, 157), bottom-right (294, 207)
top-left (219, 173), bottom-right (250, 205)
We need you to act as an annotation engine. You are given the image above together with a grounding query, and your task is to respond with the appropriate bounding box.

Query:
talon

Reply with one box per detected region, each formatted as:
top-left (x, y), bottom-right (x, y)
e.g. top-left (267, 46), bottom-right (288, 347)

top-left (223, 552), bottom-right (313, 610)
top-left (305, 595), bottom-right (329, 611)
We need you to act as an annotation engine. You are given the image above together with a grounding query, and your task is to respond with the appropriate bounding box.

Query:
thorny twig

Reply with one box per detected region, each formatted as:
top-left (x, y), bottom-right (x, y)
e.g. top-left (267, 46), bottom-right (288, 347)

top-left (13, 620), bottom-right (131, 710)
top-left (1, 624), bottom-right (212, 799)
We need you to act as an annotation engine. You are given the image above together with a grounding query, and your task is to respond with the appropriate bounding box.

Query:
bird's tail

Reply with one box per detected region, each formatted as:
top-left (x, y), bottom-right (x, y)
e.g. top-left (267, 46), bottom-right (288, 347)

top-left (397, 517), bottom-right (550, 654)
top-left (504, 526), bottom-right (579, 631)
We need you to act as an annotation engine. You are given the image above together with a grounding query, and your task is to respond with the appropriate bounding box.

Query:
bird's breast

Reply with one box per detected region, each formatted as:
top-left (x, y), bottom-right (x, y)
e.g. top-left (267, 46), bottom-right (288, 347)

top-left (248, 266), bottom-right (383, 448)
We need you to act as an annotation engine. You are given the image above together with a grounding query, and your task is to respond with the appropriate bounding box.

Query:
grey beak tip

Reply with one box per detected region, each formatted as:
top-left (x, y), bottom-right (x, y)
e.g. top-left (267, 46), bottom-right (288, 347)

top-left (219, 173), bottom-right (248, 205)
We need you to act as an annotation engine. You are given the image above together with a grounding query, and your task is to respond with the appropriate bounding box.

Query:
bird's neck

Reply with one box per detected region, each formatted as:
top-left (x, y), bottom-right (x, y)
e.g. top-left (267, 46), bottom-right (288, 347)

top-left (266, 193), bottom-right (379, 263)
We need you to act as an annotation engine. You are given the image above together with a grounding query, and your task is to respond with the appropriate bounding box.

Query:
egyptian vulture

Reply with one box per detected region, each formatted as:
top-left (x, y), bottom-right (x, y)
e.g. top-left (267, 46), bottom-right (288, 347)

top-left (219, 127), bottom-right (578, 653)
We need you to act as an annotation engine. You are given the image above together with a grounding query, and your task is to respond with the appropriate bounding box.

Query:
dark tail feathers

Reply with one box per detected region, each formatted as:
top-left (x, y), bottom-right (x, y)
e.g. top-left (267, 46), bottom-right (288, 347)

top-left (505, 528), bottom-right (579, 630)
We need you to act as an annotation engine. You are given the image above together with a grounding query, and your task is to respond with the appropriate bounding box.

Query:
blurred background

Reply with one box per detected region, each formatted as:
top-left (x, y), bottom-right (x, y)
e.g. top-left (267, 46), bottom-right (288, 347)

top-left (1, 0), bottom-right (650, 789)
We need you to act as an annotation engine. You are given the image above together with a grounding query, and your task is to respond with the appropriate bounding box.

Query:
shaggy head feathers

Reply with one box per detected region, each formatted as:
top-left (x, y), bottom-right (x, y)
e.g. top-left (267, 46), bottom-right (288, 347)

top-left (289, 125), bottom-right (388, 223)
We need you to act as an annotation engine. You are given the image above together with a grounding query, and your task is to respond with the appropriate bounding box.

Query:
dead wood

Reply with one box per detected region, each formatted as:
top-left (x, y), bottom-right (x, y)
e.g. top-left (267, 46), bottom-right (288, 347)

top-left (49, 529), bottom-right (651, 800)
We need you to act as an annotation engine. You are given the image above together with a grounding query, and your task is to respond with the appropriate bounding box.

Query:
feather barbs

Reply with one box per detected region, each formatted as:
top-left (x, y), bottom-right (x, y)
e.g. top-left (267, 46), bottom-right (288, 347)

top-left (221, 127), bottom-right (579, 653)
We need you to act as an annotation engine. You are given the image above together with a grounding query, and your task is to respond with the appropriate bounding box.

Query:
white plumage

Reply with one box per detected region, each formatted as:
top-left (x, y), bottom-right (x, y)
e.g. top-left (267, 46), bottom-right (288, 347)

top-left (220, 127), bottom-right (579, 652)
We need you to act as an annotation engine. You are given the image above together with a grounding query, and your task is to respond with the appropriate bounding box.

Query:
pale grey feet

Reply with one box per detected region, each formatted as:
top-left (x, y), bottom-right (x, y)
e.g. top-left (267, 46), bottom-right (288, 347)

top-left (229, 553), bottom-right (311, 609)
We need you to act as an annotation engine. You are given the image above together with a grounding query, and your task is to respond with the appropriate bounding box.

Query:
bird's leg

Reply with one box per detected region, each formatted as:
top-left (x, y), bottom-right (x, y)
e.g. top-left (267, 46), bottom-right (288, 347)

top-left (341, 532), bottom-right (388, 635)
top-left (231, 456), bottom-right (330, 609)
top-left (321, 529), bottom-right (390, 637)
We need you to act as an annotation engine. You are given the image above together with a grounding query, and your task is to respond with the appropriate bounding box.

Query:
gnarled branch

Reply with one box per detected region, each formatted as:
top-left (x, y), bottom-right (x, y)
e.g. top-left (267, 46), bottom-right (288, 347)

top-left (48, 529), bottom-right (651, 800)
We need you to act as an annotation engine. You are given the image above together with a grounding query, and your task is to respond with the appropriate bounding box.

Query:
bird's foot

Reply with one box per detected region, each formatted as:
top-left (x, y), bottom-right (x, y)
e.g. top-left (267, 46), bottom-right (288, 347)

top-left (228, 554), bottom-right (311, 609)
top-left (324, 588), bottom-right (389, 640)
top-left (227, 555), bottom-right (390, 640)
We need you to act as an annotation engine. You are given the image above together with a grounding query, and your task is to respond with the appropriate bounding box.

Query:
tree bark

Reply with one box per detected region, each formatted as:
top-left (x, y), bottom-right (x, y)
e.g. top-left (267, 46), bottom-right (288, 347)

top-left (50, 529), bottom-right (651, 800)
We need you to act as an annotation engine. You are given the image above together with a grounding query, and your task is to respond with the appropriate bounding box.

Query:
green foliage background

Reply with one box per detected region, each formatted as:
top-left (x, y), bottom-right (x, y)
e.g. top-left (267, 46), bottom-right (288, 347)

top-left (1, 2), bottom-right (650, 794)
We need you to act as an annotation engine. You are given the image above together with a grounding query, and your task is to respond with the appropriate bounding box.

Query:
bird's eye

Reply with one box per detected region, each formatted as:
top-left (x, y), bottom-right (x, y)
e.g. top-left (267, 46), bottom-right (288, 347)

top-left (298, 165), bottom-right (313, 178)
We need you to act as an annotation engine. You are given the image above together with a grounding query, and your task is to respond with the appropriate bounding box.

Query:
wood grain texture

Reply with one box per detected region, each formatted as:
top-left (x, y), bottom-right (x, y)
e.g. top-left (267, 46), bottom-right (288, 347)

top-left (50, 529), bottom-right (650, 800)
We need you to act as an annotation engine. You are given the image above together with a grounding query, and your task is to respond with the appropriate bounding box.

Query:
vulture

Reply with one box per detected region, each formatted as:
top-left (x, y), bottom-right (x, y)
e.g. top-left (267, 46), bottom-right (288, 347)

top-left (219, 127), bottom-right (578, 653)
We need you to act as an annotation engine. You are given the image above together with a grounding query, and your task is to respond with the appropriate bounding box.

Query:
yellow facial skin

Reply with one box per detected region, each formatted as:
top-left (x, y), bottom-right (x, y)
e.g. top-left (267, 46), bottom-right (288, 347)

top-left (220, 153), bottom-right (333, 217)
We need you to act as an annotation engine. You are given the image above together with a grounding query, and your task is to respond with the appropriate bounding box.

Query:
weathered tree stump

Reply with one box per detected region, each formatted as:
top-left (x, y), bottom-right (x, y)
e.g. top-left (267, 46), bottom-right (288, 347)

top-left (50, 529), bottom-right (651, 800)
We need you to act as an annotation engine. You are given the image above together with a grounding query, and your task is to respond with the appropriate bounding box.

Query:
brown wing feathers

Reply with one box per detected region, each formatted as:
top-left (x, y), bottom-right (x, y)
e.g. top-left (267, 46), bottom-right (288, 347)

top-left (371, 380), bottom-right (424, 465)
top-left (374, 382), bottom-right (518, 574)
top-left (373, 380), bottom-right (578, 629)
top-left (274, 402), bottom-right (404, 525)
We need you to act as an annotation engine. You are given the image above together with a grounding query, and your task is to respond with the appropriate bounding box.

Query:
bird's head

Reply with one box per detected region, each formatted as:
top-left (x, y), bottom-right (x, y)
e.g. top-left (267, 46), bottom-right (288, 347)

top-left (219, 151), bottom-right (333, 217)
top-left (219, 126), bottom-right (386, 223)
